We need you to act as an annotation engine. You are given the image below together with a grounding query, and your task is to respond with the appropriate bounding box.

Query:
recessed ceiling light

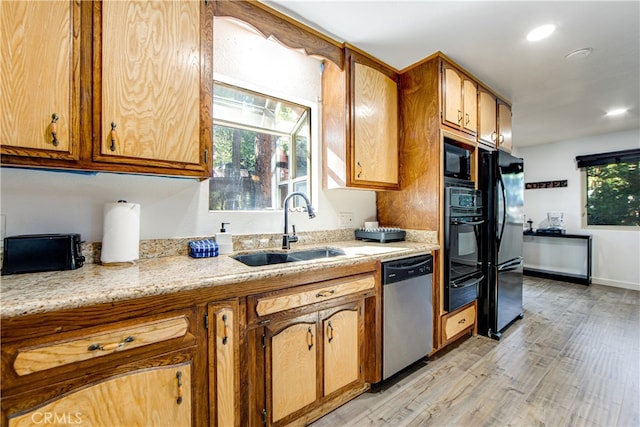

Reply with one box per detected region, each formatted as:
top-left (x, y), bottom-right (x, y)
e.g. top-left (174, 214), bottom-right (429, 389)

top-left (527, 24), bottom-right (556, 42)
top-left (565, 48), bottom-right (593, 59)
top-left (606, 108), bottom-right (628, 116)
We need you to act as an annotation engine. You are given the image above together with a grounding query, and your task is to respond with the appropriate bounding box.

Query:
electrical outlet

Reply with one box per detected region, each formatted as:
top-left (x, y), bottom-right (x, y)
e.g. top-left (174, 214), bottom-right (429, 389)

top-left (339, 212), bottom-right (353, 228)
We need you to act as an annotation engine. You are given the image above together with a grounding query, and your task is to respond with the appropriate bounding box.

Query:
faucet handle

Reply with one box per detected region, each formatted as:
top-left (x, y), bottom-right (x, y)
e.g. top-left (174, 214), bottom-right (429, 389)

top-left (292, 225), bottom-right (296, 235)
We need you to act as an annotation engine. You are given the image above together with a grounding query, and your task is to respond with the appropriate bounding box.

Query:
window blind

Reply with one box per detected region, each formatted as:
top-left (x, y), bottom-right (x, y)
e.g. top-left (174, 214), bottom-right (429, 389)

top-left (576, 149), bottom-right (640, 168)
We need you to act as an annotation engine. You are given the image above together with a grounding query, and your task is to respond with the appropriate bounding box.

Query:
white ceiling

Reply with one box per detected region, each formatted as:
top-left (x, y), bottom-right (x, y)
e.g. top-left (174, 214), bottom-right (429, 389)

top-left (263, 1), bottom-right (640, 148)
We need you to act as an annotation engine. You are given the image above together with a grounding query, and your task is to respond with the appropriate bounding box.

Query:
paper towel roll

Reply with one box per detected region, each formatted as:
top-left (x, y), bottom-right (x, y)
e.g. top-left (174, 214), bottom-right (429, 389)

top-left (101, 201), bottom-right (140, 264)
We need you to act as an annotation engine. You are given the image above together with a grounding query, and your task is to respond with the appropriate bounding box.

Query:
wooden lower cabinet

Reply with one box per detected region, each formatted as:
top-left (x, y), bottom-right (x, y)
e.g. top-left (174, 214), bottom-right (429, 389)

top-left (7, 357), bottom-right (193, 427)
top-left (251, 299), bottom-right (367, 426)
top-left (208, 300), bottom-right (240, 427)
top-left (440, 301), bottom-right (477, 345)
top-left (1, 308), bottom-right (202, 426)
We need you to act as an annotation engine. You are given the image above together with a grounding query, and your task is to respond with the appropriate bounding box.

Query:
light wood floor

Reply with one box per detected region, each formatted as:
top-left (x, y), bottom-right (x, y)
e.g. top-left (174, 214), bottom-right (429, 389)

top-left (312, 276), bottom-right (640, 426)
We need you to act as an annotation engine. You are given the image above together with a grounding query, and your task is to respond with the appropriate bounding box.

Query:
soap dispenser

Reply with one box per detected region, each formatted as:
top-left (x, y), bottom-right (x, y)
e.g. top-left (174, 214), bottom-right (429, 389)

top-left (216, 222), bottom-right (233, 254)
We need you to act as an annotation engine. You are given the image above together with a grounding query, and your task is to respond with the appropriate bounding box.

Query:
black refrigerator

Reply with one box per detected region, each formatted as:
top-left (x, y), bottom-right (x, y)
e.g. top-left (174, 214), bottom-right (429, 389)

top-left (478, 149), bottom-right (525, 340)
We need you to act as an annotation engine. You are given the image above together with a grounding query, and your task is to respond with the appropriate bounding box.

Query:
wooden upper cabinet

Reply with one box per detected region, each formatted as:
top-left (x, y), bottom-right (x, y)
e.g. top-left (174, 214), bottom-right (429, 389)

top-left (441, 62), bottom-right (477, 136)
top-left (478, 87), bottom-right (497, 146)
top-left (0, 1), bottom-right (80, 160)
top-left (94, 0), bottom-right (212, 175)
top-left (323, 48), bottom-right (399, 191)
top-left (497, 101), bottom-right (513, 152)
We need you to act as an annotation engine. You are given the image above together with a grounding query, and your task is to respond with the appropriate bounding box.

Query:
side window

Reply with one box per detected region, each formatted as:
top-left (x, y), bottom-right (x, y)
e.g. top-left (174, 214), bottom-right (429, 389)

top-left (578, 150), bottom-right (639, 226)
top-left (209, 82), bottom-right (311, 211)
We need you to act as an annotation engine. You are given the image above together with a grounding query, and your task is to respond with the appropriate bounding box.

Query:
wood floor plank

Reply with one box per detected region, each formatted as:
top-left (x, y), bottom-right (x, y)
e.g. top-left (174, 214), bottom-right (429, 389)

top-left (311, 278), bottom-right (640, 426)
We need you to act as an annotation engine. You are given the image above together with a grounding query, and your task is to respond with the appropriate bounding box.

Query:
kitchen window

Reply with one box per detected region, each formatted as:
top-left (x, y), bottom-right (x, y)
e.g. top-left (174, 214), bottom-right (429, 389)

top-left (209, 82), bottom-right (311, 211)
top-left (577, 149), bottom-right (640, 226)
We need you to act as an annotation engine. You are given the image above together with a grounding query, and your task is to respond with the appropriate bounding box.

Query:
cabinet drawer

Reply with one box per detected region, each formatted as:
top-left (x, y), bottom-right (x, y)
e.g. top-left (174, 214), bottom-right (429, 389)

top-left (443, 303), bottom-right (476, 341)
top-left (254, 275), bottom-right (375, 317)
top-left (13, 315), bottom-right (190, 376)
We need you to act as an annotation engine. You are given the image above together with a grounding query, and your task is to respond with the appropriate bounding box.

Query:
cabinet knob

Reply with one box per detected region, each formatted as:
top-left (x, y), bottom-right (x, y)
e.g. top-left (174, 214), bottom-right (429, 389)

top-left (110, 122), bottom-right (118, 151)
top-left (221, 314), bottom-right (230, 345)
top-left (327, 321), bottom-right (334, 343)
top-left (50, 114), bottom-right (59, 146)
top-left (176, 371), bottom-right (183, 404)
top-left (87, 335), bottom-right (135, 352)
top-left (307, 326), bottom-right (314, 350)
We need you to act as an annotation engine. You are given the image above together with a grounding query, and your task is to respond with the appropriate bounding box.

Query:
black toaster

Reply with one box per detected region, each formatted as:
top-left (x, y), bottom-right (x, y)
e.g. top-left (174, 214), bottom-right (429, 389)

top-left (2, 234), bottom-right (85, 275)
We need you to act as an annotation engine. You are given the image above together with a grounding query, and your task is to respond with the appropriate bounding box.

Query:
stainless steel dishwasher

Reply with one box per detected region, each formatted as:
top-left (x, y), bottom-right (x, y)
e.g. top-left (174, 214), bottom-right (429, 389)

top-left (382, 254), bottom-right (433, 380)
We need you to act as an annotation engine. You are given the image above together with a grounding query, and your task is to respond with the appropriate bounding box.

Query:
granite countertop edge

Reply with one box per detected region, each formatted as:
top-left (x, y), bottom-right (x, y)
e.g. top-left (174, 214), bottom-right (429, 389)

top-left (1, 240), bottom-right (439, 319)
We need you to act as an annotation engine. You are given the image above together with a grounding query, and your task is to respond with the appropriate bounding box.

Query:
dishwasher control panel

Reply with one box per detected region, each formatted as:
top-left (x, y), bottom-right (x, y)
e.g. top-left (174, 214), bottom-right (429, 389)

top-left (382, 254), bottom-right (433, 285)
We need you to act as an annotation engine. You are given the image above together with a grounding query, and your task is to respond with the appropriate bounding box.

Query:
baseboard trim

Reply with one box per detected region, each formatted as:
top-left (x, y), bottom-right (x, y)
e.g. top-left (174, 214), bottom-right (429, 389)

top-left (592, 277), bottom-right (640, 291)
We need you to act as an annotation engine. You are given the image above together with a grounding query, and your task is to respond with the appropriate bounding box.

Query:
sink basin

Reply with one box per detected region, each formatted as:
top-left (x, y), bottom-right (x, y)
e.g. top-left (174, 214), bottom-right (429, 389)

top-left (233, 248), bottom-right (346, 267)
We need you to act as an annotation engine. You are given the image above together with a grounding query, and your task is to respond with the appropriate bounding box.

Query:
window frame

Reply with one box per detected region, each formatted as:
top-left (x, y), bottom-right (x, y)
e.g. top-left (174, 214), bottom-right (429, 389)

top-left (580, 158), bottom-right (640, 230)
top-left (209, 77), bottom-right (315, 212)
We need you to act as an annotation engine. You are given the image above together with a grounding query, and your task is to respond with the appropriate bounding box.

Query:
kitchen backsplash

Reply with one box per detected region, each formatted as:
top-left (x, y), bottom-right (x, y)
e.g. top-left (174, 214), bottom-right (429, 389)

top-left (79, 229), bottom-right (438, 264)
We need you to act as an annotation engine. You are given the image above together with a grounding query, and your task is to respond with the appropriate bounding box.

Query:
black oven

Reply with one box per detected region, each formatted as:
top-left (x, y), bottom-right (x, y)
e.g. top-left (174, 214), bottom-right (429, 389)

top-left (444, 183), bottom-right (484, 312)
top-left (443, 140), bottom-right (472, 182)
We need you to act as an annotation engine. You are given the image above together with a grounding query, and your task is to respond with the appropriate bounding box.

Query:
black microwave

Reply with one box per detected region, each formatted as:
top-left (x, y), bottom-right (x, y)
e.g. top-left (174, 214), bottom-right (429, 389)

top-left (443, 140), bottom-right (472, 181)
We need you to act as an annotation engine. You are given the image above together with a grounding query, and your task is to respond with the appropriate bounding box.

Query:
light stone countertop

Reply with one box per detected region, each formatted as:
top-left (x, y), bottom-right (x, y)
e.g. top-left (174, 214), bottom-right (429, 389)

top-left (0, 240), bottom-right (438, 319)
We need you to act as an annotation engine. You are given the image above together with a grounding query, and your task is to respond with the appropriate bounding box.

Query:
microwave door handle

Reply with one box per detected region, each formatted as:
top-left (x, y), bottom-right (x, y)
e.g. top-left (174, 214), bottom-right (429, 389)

top-left (451, 275), bottom-right (484, 289)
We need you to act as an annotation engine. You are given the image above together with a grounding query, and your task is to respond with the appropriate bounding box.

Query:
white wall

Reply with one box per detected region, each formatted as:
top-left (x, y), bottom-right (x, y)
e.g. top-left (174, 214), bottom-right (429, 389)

top-left (516, 128), bottom-right (640, 290)
top-left (0, 18), bottom-right (377, 243)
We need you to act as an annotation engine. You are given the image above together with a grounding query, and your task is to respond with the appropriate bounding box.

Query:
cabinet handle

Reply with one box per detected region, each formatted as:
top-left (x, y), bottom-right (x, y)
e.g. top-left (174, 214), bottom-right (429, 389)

top-left (491, 131), bottom-right (497, 142)
top-left (499, 134), bottom-right (505, 143)
top-left (307, 326), bottom-right (314, 350)
top-left (458, 110), bottom-right (463, 123)
top-left (327, 321), bottom-right (334, 343)
top-left (110, 122), bottom-right (117, 151)
top-left (356, 161), bottom-right (364, 178)
top-left (465, 113), bottom-right (470, 125)
top-left (221, 314), bottom-right (229, 345)
top-left (316, 289), bottom-right (335, 298)
top-left (87, 336), bottom-right (135, 352)
top-left (176, 371), bottom-right (183, 404)
top-left (50, 114), bottom-right (60, 146)
top-left (458, 318), bottom-right (467, 324)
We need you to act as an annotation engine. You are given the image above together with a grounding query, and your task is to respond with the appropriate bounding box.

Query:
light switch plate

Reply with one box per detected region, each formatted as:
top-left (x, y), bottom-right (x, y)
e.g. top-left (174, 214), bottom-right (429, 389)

top-left (339, 212), bottom-right (353, 228)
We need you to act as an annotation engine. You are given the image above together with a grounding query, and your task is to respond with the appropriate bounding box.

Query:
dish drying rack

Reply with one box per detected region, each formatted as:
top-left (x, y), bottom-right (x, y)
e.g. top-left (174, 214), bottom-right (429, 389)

top-left (354, 227), bottom-right (406, 243)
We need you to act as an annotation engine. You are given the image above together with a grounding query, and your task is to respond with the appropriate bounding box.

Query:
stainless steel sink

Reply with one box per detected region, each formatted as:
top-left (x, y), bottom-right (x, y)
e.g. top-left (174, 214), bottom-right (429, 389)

top-left (233, 248), bottom-right (345, 267)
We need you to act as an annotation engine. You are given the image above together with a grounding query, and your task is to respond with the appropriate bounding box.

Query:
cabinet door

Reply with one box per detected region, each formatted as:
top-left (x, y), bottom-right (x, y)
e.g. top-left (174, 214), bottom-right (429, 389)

top-left (352, 62), bottom-right (399, 187)
top-left (462, 78), bottom-right (478, 134)
top-left (267, 316), bottom-right (318, 423)
top-left (321, 302), bottom-right (362, 396)
top-left (0, 1), bottom-right (79, 160)
top-left (442, 66), bottom-right (463, 128)
top-left (478, 89), bottom-right (497, 146)
top-left (208, 301), bottom-right (239, 427)
top-left (96, 0), bottom-right (210, 174)
top-left (498, 101), bottom-right (513, 152)
top-left (7, 362), bottom-right (192, 427)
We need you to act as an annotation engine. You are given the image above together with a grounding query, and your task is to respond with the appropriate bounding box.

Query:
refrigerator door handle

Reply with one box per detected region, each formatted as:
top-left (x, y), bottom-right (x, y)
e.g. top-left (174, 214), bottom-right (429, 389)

top-left (498, 257), bottom-right (524, 272)
top-left (497, 173), bottom-right (507, 250)
top-left (451, 275), bottom-right (484, 289)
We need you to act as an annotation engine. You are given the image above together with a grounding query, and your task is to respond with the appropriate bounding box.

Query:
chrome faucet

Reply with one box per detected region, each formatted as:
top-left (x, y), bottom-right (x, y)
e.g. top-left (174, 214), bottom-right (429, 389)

top-left (282, 192), bottom-right (316, 249)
